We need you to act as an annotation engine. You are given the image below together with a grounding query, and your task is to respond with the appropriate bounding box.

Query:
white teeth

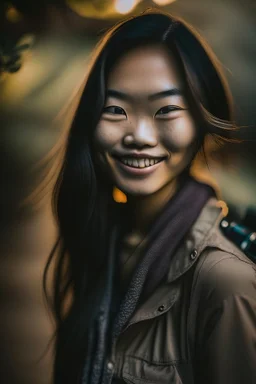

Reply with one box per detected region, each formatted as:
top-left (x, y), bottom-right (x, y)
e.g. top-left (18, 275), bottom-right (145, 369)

top-left (119, 157), bottom-right (162, 168)
top-left (138, 159), bottom-right (144, 168)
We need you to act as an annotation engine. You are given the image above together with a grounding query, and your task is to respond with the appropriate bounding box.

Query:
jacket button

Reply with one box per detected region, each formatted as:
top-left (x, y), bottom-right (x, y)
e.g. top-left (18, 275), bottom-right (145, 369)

top-left (107, 361), bottom-right (114, 371)
top-left (158, 305), bottom-right (165, 312)
top-left (190, 249), bottom-right (198, 260)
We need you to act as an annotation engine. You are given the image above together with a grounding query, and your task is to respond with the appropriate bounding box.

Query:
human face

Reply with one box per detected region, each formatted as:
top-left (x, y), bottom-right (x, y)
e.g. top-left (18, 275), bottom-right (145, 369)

top-left (94, 45), bottom-right (198, 197)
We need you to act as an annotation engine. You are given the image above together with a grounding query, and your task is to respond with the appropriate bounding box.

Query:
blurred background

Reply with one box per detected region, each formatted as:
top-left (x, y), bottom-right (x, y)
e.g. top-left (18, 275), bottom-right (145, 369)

top-left (0, 0), bottom-right (255, 383)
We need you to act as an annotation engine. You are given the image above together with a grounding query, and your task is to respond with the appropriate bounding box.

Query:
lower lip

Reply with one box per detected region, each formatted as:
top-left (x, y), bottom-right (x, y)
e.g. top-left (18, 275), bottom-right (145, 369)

top-left (115, 158), bottom-right (164, 176)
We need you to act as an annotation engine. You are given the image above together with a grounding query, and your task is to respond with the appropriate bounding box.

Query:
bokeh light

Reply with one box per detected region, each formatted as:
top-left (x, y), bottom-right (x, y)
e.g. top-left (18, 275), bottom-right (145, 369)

top-left (115, 0), bottom-right (138, 14)
top-left (5, 6), bottom-right (23, 23)
top-left (153, 0), bottom-right (176, 6)
top-left (113, 187), bottom-right (127, 203)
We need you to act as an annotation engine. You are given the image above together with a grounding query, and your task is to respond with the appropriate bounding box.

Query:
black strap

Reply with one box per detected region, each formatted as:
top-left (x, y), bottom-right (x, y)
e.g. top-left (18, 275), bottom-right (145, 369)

top-left (220, 218), bottom-right (256, 263)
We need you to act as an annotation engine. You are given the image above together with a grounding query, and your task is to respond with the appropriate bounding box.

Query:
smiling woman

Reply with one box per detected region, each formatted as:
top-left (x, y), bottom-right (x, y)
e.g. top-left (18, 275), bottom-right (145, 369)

top-left (94, 45), bottom-right (196, 198)
top-left (44, 8), bottom-right (256, 384)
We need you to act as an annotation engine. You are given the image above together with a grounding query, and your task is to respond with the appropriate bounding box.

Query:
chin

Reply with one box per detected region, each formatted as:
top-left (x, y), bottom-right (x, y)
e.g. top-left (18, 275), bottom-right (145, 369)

top-left (116, 181), bottom-right (166, 198)
top-left (125, 189), bottom-right (157, 198)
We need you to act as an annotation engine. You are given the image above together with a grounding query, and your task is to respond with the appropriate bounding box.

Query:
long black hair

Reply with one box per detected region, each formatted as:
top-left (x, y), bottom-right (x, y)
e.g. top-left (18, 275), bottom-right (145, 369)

top-left (44, 8), bottom-right (237, 383)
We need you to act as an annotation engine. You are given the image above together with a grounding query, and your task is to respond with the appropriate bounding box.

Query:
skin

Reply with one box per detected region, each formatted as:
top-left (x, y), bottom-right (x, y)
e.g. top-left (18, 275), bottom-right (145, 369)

top-left (93, 44), bottom-right (200, 286)
top-left (94, 44), bottom-right (198, 234)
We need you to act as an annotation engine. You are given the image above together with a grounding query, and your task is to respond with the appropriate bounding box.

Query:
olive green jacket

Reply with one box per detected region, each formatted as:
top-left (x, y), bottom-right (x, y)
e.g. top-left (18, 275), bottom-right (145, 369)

top-left (108, 198), bottom-right (256, 384)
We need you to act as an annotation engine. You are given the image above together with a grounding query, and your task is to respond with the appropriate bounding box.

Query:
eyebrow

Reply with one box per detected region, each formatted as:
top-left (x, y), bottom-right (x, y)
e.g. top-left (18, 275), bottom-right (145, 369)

top-left (106, 88), bottom-right (183, 102)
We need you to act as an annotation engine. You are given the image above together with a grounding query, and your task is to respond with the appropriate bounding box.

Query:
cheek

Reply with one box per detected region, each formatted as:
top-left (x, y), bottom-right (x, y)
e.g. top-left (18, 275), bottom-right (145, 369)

top-left (94, 121), bottom-right (121, 151)
top-left (161, 117), bottom-right (197, 151)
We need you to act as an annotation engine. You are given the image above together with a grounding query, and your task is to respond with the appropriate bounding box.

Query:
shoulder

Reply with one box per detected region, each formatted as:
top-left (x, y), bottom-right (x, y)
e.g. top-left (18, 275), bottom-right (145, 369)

top-left (189, 246), bottom-right (256, 344)
top-left (197, 248), bottom-right (256, 299)
top-left (191, 212), bottom-right (256, 296)
top-left (187, 201), bottom-right (256, 358)
top-left (193, 212), bottom-right (256, 307)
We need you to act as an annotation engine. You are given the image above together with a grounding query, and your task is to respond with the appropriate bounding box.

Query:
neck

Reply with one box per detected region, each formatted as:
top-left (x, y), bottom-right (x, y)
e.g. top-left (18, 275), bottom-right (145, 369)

top-left (127, 178), bottom-right (179, 235)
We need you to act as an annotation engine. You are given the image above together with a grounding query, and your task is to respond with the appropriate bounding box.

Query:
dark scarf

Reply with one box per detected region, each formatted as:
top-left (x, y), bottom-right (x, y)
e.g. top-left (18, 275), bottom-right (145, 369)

top-left (81, 176), bottom-right (215, 384)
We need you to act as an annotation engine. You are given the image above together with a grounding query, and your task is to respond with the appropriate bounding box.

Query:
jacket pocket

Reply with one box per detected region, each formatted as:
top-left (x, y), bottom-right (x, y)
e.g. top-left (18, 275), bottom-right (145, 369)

top-left (122, 357), bottom-right (185, 384)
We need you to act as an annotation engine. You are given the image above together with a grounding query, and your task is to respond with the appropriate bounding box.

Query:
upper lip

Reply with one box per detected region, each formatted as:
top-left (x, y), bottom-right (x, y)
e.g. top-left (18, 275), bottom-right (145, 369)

top-left (112, 152), bottom-right (166, 159)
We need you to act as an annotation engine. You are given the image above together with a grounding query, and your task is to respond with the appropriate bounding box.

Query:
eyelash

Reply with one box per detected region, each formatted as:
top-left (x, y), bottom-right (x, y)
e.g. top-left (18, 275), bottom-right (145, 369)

top-left (155, 105), bottom-right (184, 116)
top-left (103, 106), bottom-right (126, 116)
top-left (102, 105), bottom-right (185, 118)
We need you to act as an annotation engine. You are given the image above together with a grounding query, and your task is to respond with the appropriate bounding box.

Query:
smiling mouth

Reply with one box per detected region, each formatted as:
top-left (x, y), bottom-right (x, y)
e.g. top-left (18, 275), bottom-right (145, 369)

top-left (115, 156), bottom-right (164, 169)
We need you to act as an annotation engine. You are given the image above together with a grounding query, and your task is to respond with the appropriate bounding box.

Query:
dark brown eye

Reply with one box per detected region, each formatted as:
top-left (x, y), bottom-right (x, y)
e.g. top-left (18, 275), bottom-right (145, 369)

top-left (155, 105), bottom-right (183, 116)
top-left (103, 106), bottom-right (126, 116)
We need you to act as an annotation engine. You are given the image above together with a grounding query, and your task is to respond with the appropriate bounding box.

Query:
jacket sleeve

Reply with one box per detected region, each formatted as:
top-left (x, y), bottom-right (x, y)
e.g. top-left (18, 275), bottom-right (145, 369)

top-left (193, 253), bottom-right (256, 384)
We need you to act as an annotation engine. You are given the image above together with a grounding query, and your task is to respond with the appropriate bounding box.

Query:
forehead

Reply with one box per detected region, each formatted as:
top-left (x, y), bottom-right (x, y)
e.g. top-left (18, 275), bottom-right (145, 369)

top-left (107, 44), bottom-right (183, 94)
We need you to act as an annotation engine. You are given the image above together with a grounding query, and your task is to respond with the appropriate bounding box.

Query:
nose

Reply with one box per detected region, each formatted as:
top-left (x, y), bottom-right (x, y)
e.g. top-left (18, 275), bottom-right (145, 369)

top-left (123, 117), bottom-right (158, 148)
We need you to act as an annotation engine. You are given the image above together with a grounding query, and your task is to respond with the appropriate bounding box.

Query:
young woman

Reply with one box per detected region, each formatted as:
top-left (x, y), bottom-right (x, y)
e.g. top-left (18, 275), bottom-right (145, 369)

top-left (44, 9), bottom-right (256, 384)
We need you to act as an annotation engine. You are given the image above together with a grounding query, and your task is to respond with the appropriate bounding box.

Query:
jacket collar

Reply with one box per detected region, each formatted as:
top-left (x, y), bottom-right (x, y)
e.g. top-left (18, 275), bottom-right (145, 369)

top-left (124, 198), bottom-right (227, 330)
top-left (166, 197), bottom-right (224, 283)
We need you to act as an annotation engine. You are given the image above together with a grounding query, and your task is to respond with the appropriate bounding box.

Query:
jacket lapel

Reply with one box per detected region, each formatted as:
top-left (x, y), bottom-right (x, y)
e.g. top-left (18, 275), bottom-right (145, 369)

top-left (124, 198), bottom-right (224, 329)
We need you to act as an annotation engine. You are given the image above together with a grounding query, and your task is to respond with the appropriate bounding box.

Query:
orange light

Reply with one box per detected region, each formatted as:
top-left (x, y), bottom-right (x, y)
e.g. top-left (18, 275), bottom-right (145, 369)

top-left (216, 200), bottom-right (229, 217)
top-left (115, 0), bottom-right (138, 14)
top-left (113, 187), bottom-right (127, 203)
top-left (6, 6), bottom-right (23, 23)
top-left (153, 0), bottom-right (176, 6)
